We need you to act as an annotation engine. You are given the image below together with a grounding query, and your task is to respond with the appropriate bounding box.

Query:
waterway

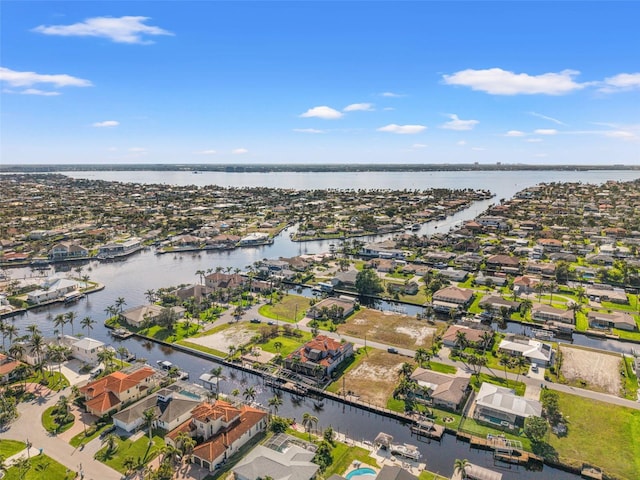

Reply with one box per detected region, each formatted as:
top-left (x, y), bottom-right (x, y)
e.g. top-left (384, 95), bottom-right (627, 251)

top-left (5, 169), bottom-right (640, 478)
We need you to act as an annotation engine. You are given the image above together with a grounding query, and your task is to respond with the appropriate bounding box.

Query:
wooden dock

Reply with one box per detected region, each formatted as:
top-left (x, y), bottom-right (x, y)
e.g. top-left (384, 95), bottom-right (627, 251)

top-left (111, 328), bottom-right (134, 339)
top-left (410, 421), bottom-right (445, 441)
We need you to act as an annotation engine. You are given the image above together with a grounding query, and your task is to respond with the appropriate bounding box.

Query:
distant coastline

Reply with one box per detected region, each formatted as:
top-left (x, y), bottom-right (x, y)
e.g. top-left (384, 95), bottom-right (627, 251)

top-left (1, 163), bottom-right (638, 173)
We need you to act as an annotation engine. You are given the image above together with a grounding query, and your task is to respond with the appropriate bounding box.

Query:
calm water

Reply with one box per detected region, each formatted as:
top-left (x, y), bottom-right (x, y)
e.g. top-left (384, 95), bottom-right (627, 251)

top-left (7, 169), bottom-right (640, 479)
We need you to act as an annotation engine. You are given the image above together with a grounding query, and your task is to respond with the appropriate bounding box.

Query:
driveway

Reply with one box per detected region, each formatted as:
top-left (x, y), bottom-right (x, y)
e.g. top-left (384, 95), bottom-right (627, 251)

top-left (0, 386), bottom-right (121, 480)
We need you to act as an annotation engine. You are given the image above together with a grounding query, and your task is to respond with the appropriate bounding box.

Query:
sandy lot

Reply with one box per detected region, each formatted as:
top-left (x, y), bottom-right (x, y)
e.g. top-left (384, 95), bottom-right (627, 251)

top-left (187, 324), bottom-right (256, 353)
top-left (338, 309), bottom-right (438, 349)
top-left (560, 345), bottom-right (622, 395)
top-left (336, 350), bottom-right (405, 408)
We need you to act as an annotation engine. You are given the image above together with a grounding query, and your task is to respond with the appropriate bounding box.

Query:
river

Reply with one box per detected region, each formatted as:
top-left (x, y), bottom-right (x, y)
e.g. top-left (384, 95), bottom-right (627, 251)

top-left (5, 169), bottom-right (640, 478)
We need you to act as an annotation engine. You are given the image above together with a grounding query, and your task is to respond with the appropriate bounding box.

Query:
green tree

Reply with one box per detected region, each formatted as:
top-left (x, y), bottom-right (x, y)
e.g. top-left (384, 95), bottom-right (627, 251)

top-left (355, 268), bottom-right (384, 296)
top-left (524, 416), bottom-right (549, 443)
top-left (143, 407), bottom-right (157, 445)
top-left (81, 316), bottom-right (96, 336)
top-left (268, 395), bottom-right (283, 416)
top-left (302, 412), bottom-right (319, 440)
top-left (454, 458), bottom-right (470, 479)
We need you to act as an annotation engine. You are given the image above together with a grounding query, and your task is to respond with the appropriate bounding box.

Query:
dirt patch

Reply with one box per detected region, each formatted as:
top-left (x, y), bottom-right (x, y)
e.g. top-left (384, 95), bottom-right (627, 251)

top-left (188, 324), bottom-right (256, 353)
top-left (337, 350), bottom-right (405, 407)
top-left (338, 309), bottom-right (438, 349)
top-left (560, 345), bottom-right (622, 395)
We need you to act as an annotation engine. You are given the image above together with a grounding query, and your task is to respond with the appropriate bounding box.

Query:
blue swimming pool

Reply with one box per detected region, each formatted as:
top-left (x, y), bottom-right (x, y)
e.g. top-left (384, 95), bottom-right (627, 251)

top-left (345, 467), bottom-right (377, 480)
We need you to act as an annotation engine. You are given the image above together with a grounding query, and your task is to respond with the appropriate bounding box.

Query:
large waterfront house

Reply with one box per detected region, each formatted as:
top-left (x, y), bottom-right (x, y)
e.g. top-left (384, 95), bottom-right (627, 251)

top-left (204, 272), bottom-right (247, 290)
top-left (307, 297), bottom-right (356, 320)
top-left (119, 304), bottom-right (186, 328)
top-left (166, 400), bottom-right (268, 472)
top-left (441, 325), bottom-right (490, 349)
top-left (78, 365), bottom-right (160, 416)
top-left (48, 241), bottom-right (89, 261)
top-left (113, 387), bottom-right (200, 433)
top-left (0, 353), bottom-right (21, 384)
top-left (232, 436), bottom-right (319, 480)
top-left (27, 275), bottom-right (79, 304)
top-left (473, 383), bottom-right (542, 430)
top-left (531, 304), bottom-right (574, 324)
top-left (432, 286), bottom-right (474, 312)
top-left (285, 335), bottom-right (354, 378)
top-left (60, 335), bottom-right (108, 365)
top-left (97, 237), bottom-right (142, 259)
top-left (587, 310), bottom-right (637, 331)
top-left (409, 368), bottom-right (470, 411)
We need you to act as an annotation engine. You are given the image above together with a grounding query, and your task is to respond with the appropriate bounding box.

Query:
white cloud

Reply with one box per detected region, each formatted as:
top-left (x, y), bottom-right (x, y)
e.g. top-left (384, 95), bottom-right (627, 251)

top-left (377, 124), bottom-right (427, 134)
top-left (599, 73), bottom-right (640, 93)
top-left (443, 68), bottom-right (584, 95)
top-left (528, 111), bottom-right (567, 125)
top-left (194, 149), bottom-right (217, 155)
top-left (380, 91), bottom-right (404, 97)
top-left (457, 140), bottom-right (467, 146)
top-left (412, 143), bottom-right (428, 148)
top-left (107, 147), bottom-right (118, 152)
top-left (293, 128), bottom-right (325, 134)
top-left (0, 66), bottom-right (92, 88)
top-left (6, 88), bottom-right (62, 96)
top-left (440, 114), bottom-right (479, 131)
top-left (605, 130), bottom-right (637, 140)
top-left (505, 130), bottom-right (525, 137)
top-left (472, 147), bottom-right (485, 151)
top-left (534, 129), bottom-right (558, 135)
top-left (92, 120), bottom-right (119, 128)
top-left (232, 148), bottom-right (248, 154)
top-left (32, 16), bottom-right (173, 44)
top-left (383, 107), bottom-right (395, 111)
top-left (299, 106), bottom-right (343, 120)
top-left (526, 138), bottom-right (543, 143)
top-left (343, 103), bottom-right (374, 112)
top-left (129, 147), bottom-right (147, 152)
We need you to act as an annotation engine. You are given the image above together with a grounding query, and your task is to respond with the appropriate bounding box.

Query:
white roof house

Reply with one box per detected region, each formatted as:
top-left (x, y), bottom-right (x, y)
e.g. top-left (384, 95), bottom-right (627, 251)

top-left (498, 336), bottom-right (554, 366)
top-left (233, 443), bottom-right (319, 480)
top-left (474, 383), bottom-right (542, 430)
top-left (59, 335), bottom-right (107, 364)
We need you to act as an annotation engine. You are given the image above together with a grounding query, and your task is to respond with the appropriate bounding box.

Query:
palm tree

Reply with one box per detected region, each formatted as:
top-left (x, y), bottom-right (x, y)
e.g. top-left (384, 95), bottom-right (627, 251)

top-left (499, 354), bottom-right (513, 383)
top-left (455, 330), bottom-right (468, 350)
top-left (65, 311), bottom-right (77, 335)
top-left (143, 407), bottom-right (158, 444)
top-left (29, 333), bottom-right (45, 377)
top-left (273, 341), bottom-right (282, 353)
top-left (47, 344), bottom-right (69, 377)
top-left (480, 331), bottom-right (493, 354)
top-left (210, 366), bottom-right (225, 398)
top-left (81, 316), bottom-right (96, 336)
top-left (117, 346), bottom-right (129, 367)
top-left (568, 301), bottom-right (583, 324)
top-left (301, 412), bottom-right (319, 440)
top-left (535, 282), bottom-right (546, 303)
top-left (268, 395), bottom-right (283, 416)
top-left (514, 355), bottom-right (528, 384)
top-left (399, 362), bottom-right (414, 378)
top-left (547, 280), bottom-right (558, 305)
top-left (122, 456), bottom-right (137, 476)
top-left (242, 386), bottom-right (256, 403)
top-left (8, 342), bottom-right (25, 361)
top-left (454, 458), bottom-right (470, 479)
top-left (145, 289), bottom-right (156, 303)
top-left (26, 323), bottom-right (41, 338)
top-left (231, 388), bottom-right (240, 398)
top-left (196, 269), bottom-right (205, 285)
top-left (53, 314), bottom-right (66, 338)
top-left (103, 432), bottom-right (119, 452)
top-left (4, 324), bottom-right (18, 348)
top-left (97, 348), bottom-right (116, 371)
top-left (227, 345), bottom-right (236, 358)
top-left (115, 297), bottom-right (127, 313)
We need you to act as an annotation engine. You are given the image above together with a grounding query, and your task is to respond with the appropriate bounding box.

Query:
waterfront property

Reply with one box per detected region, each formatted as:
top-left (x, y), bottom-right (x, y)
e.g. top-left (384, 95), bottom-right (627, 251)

top-left (62, 335), bottom-right (108, 365)
top-left (26, 275), bottom-right (79, 304)
top-left (498, 335), bottom-right (554, 367)
top-left (307, 297), bottom-right (356, 320)
top-left (441, 325), bottom-right (489, 349)
top-left (285, 335), bottom-right (354, 378)
top-left (79, 365), bottom-right (161, 416)
top-left (48, 241), bottom-right (89, 261)
top-left (113, 387), bottom-right (200, 433)
top-left (473, 383), bottom-right (542, 431)
top-left (409, 368), bottom-right (470, 411)
top-left (587, 310), bottom-right (638, 331)
top-left (119, 304), bottom-right (186, 328)
top-left (0, 352), bottom-right (21, 384)
top-left (451, 462), bottom-right (503, 480)
top-left (531, 304), bottom-right (574, 324)
top-left (432, 286), bottom-right (474, 313)
top-left (233, 434), bottom-right (319, 480)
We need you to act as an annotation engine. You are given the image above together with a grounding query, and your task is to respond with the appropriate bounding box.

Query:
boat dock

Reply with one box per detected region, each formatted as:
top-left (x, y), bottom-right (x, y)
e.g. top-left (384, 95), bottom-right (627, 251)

top-left (459, 433), bottom-right (543, 466)
top-left (410, 421), bottom-right (445, 441)
top-left (111, 328), bottom-right (134, 339)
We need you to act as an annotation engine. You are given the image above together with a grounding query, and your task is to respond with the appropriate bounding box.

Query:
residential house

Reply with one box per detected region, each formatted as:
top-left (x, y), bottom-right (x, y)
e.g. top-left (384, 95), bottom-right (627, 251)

top-left (60, 336), bottom-right (107, 364)
top-left (204, 272), bottom-right (247, 290)
top-left (308, 297), bottom-right (356, 320)
top-left (285, 335), bottom-right (354, 378)
top-left (120, 304), bottom-right (186, 328)
top-left (438, 268), bottom-right (469, 282)
top-left (498, 335), bottom-right (554, 366)
top-left (536, 238), bottom-right (563, 252)
top-left (113, 388), bottom-right (200, 433)
top-left (478, 296), bottom-right (520, 314)
top-left (525, 261), bottom-right (556, 278)
top-left (588, 311), bottom-right (637, 331)
top-left (451, 463), bottom-right (503, 480)
top-left (531, 304), bottom-right (574, 325)
top-left (27, 275), bottom-right (79, 304)
top-left (376, 465), bottom-right (419, 480)
top-left (476, 216), bottom-right (509, 230)
top-left (175, 400), bottom-right (267, 472)
top-left (97, 237), bottom-right (142, 258)
top-left (0, 353), bottom-right (21, 384)
top-left (78, 365), bottom-right (160, 416)
top-left (48, 241), bottom-right (89, 261)
top-left (473, 383), bottom-right (542, 430)
top-left (232, 438), bottom-right (319, 480)
top-left (474, 273), bottom-right (507, 287)
top-left (409, 368), bottom-right (470, 411)
top-left (585, 285), bottom-right (628, 304)
top-left (485, 255), bottom-right (521, 274)
top-left (441, 325), bottom-right (489, 349)
top-left (360, 241), bottom-right (407, 259)
top-left (432, 286), bottom-right (474, 312)
top-left (330, 269), bottom-right (359, 289)
top-left (513, 275), bottom-right (541, 295)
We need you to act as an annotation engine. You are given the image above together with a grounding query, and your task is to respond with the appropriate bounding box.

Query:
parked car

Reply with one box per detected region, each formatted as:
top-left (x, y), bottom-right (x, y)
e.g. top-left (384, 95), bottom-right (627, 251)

top-left (100, 424), bottom-right (117, 438)
top-left (387, 347), bottom-right (399, 354)
top-left (250, 318), bottom-right (261, 324)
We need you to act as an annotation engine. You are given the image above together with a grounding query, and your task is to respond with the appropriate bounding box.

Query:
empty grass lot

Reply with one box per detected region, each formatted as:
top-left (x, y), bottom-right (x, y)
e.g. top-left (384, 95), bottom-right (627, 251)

top-left (258, 294), bottom-right (311, 322)
top-left (548, 392), bottom-right (640, 480)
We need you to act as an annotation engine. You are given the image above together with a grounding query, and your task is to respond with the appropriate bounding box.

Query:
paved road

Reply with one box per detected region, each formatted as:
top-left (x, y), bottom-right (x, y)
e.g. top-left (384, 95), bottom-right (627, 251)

top-left (235, 299), bottom-right (640, 410)
top-left (0, 385), bottom-right (121, 480)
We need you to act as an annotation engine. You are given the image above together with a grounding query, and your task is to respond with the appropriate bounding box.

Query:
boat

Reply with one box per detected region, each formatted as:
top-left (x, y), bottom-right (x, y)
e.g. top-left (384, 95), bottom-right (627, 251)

top-left (157, 360), bottom-right (174, 370)
top-left (64, 293), bottom-right (85, 304)
top-left (411, 223), bottom-right (421, 230)
top-left (111, 328), bottom-right (134, 339)
top-left (390, 443), bottom-right (421, 460)
top-left (157, 360), bottom-right (189, 379)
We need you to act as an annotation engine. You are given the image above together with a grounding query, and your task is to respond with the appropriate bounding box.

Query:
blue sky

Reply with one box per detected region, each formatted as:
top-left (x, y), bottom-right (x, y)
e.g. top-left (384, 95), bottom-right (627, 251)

top-left (1, 1), bottom-right (639, 165)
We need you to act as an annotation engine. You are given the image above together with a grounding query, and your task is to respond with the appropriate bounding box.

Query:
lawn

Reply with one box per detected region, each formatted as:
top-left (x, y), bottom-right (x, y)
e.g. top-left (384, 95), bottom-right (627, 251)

top-left (41, 406), bottom-right (74, 434)
top-left (427, 360), bottom-right (457, 375)
top-left (95, 433), bottom-right (164, 473)
top-left (470, 374), bottom-right (526, 396)
top-left (139, 319), bottom-right (202, 342)
top-left (547, 392), bottom-right (640, 480)
top-left (323, 441), bottom-right (378, 477)
top-left (0, 439), bottom-right (26, 458)
top-left (459, 417), bottom-right (532, 451)
top-left (23, 371), bottom-right (69, 391)
top-left (177, 340), bottom-right (227, 358)
top-left (2, 453), bottom-right (74, 480)
top-left (258, 294), bottom-right (311, 322)
top-left (259, 332), bottom-right (312, 356)
top-left (69, 423), bottom-right (113, 448)
top-left (419, 472), bottom-right (449, 480)
top-left (622, 355), bottom-right (638, 401)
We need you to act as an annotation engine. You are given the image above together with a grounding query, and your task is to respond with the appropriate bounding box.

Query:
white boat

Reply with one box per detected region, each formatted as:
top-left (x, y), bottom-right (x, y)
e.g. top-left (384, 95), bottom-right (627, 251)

top-left (390, 443), bottom-right (421, 460)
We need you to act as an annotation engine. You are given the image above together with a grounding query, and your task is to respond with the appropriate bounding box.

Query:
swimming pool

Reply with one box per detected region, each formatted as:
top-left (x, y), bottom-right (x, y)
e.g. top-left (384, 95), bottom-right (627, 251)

top-left (345, 467), bottom-right (377, 480)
